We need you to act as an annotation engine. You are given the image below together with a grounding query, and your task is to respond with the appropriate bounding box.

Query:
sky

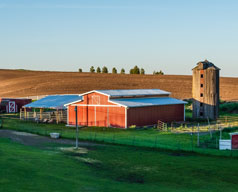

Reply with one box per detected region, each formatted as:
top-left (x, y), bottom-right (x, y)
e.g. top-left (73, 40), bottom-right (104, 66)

top-left (0, 0), bottom-right (238, 77)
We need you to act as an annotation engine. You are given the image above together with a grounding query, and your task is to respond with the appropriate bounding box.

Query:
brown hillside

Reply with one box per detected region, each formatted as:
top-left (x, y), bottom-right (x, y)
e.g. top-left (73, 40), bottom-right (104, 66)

top-left (0, 69), bottom-right (237, 101)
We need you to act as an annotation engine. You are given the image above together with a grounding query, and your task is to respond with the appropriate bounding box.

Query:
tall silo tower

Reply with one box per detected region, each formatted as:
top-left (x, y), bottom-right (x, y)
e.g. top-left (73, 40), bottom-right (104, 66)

top-left (192, 60), bottom-right (220, 120)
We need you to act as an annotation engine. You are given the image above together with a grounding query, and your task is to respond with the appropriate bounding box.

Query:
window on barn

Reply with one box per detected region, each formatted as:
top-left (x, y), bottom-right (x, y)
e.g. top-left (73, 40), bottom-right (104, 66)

top-left (200, 112), bottom-right (203, 117)
top-left (201, 84), bottom-right (203, 88)
top-left (200, 93), bottom-right (203, 97)
top-left (92, 95), bottom-right (100, 105)
top-left (201, 74), bottom-right (204, 78)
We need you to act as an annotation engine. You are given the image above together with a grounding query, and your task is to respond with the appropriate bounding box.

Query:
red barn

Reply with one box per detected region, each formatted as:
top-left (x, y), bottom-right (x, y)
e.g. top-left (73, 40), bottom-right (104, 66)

top-left (0, 98), bottom-right (32, 113)
top-left (66, 89), bottom-right (186, 128)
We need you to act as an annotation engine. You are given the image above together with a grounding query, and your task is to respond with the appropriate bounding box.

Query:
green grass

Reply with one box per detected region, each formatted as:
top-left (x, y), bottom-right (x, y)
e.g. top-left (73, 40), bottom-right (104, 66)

top-left (1, 138), bottom-right (238, 192)
top-left (2, 117), bottom-right (238, 157)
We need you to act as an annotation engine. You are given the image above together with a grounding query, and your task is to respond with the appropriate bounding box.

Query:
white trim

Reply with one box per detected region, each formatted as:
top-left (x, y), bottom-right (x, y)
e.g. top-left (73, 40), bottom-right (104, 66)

top-left (70, 104), bottom-right (123, 107)
top-left (125, 107), bottom-right (128, 129)
top-left (95, 106), bottom-right (96, 126)
top-left (79, 90), bottom-right (110, 97)
top-left (107, 100), bottom-right (128, 108)
top-left (67, 106), bottom-right (69, 125)
top-left (64, 90), bottom-right (110, 106)
top-left (184, 104), bottom-right (185, 121)
top-left (64, 99), bottom-right (83, 107)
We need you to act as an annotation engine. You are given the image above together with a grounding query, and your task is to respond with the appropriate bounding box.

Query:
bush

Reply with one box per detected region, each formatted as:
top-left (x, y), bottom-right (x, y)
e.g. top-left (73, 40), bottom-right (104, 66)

top-left (220, 102), bottom-right (238, 114)
top-left (78, 68), bottom-right (83, 73)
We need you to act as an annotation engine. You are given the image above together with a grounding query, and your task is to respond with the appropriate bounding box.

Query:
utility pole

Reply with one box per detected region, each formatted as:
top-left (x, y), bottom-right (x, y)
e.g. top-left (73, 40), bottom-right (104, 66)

top-left (75, 106), bottom-right (79, 149)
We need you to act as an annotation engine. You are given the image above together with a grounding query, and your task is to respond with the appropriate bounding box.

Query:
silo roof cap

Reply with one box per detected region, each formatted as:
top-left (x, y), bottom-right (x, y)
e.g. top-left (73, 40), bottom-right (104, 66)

top-left (193, 60), bottom-right (220, 70)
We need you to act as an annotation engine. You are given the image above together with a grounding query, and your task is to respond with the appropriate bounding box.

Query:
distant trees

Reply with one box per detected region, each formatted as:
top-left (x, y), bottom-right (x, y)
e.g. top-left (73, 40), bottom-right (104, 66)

top-left (90, 66), bottom-right (95, 73)
top-left (130, 65), bottom-right (140, 74)
top-left (87, 65), bottom-right (163, 75)
top-left (141, 68), bottom-right (145, 75)
top-left (120, 68), bottom-right (125, 74)
top-left (153, 70), bottom-right (164, 75)
top-left (78, 68), bottom-right (83, 73)
top-left (96, 67), bottom-right (101, 73)
top-left (102, 66), bottom-right (108, 73)
top-left (112, 67), bottom-right (117, 74)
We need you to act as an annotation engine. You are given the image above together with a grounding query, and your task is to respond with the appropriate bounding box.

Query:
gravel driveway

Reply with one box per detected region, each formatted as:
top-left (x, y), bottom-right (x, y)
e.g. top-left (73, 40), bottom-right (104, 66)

top-left (0, 129), bottom-right (100, 148)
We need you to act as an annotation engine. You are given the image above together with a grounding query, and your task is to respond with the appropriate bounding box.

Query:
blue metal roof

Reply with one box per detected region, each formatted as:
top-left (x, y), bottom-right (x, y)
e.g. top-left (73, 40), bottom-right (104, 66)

top-left (111, 97), bottom-right (186, 108)
top-left (95, 89), bottom-right (170, 98)
top-left (24, 95), bottom-right (82, 109)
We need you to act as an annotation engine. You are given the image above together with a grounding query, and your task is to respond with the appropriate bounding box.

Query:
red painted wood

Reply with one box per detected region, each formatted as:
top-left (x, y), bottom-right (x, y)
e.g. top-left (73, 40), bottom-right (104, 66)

top-left (232, 135), bottom-right (238, 149)
top-left (0, 98), bottom-right (32, 113)
top-left (68, 91), bottom-right (185, 128)
top-left (127, 104), bottom-right (184, 127)
top-left (68, 92), bottom-right (126, 128)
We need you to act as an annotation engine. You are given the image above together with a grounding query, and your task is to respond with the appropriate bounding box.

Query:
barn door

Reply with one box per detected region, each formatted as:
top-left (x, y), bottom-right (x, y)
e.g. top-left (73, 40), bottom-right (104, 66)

top-left (9, 101), bottom-right (16, 113)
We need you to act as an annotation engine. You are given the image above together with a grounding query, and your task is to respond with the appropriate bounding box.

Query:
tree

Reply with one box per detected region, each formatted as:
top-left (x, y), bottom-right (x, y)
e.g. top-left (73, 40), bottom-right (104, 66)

top-left (90, 66), bottom-right (95, 73)
top-left (130, 65), bottom-right (140, 74)
top-left (112, 67), bottom-right (117, 74)
top-left (141, 68), bottom-right (145, 75)
top-left (78, 68), bottom-right (83, 73)
top-left (120, 68), bottom-right (125, 74)
top-left (102, 66), bottom-right (108, 73)
top-left (96, 67), bottom-right (101, 73)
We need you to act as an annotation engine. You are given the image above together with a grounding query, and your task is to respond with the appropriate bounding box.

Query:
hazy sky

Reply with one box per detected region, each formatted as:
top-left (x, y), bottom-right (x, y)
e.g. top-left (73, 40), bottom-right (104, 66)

top-left (1, 0), bottom-right (238, 76)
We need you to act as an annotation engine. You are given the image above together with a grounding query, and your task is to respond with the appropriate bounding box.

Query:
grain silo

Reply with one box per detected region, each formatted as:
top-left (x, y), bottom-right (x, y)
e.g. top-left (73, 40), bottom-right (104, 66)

top-left (192, 60), bottom-right (220, 120)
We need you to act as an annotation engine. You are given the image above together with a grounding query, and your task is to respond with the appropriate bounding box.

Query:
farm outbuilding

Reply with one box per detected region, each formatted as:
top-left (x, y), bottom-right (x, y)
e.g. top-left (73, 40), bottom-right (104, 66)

top-left (66, 89), bottom-right (186, 128)
top-left (0, 98), bottom-right (32, 113)
top-left (22, 95), bottom-right (82, 123)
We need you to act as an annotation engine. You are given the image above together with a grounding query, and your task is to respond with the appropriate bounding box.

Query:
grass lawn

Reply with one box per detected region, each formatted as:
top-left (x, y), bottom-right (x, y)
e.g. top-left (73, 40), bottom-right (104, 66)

top-left (2, 117), bottom-right (238, 157)
top-left (1, 137), bottom-right (238, 192)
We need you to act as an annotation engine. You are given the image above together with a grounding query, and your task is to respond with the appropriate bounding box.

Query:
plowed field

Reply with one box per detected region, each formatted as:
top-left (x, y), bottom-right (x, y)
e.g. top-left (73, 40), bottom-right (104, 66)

top-left (0, 69), bottom-right (237, 101)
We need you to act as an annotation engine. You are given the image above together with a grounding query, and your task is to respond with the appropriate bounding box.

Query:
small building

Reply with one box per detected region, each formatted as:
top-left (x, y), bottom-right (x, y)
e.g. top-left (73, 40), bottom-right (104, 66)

top-left (66, 89), bottom-right (186, 128)
top-left (0, 98), bottom-right (32, 113)
top-left (192, 60), bottom-right (220, 120)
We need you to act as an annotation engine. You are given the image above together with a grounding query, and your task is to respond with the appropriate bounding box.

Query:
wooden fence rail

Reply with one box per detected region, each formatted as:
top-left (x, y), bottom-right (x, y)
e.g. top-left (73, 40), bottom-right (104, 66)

top-left (20, 111), bottom-right (67, 124)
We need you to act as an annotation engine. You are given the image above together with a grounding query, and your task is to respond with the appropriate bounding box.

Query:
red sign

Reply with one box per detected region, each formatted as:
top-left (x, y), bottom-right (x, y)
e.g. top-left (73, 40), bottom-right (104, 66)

top-left (232, 135), bottom-right (238, 149)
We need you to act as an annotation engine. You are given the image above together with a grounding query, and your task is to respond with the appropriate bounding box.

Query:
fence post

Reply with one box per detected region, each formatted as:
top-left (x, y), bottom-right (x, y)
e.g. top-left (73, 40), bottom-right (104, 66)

top-left (220, 126), bottom-right (222, 140)
top-left (191, 126), bottom-right (194, 151)
top-left (216, 137), bottom-right (218, 149)
top-left (197, 123), bottom-right (200, 147)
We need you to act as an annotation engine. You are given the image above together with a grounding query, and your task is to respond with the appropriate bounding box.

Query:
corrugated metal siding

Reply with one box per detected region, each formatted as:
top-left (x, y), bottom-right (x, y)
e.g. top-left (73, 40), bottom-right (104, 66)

top-left (127, 104), bottom-right (184, 127)
top-left (68, 92), bottom-right (126, 128)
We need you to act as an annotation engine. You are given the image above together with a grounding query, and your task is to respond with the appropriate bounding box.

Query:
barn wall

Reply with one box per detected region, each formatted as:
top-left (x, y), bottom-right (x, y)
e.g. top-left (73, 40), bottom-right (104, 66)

top-left (68, 92), bottom-right (126, 128)
top-left (127, 104), bottom-right (184, 127)
top-left (0, 98), bottom-right (31, 113)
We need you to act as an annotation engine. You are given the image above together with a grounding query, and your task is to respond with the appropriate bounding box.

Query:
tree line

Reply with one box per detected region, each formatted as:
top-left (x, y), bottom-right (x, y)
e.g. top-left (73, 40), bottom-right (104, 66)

top-left (78, 65), bottom-right (164, 75)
